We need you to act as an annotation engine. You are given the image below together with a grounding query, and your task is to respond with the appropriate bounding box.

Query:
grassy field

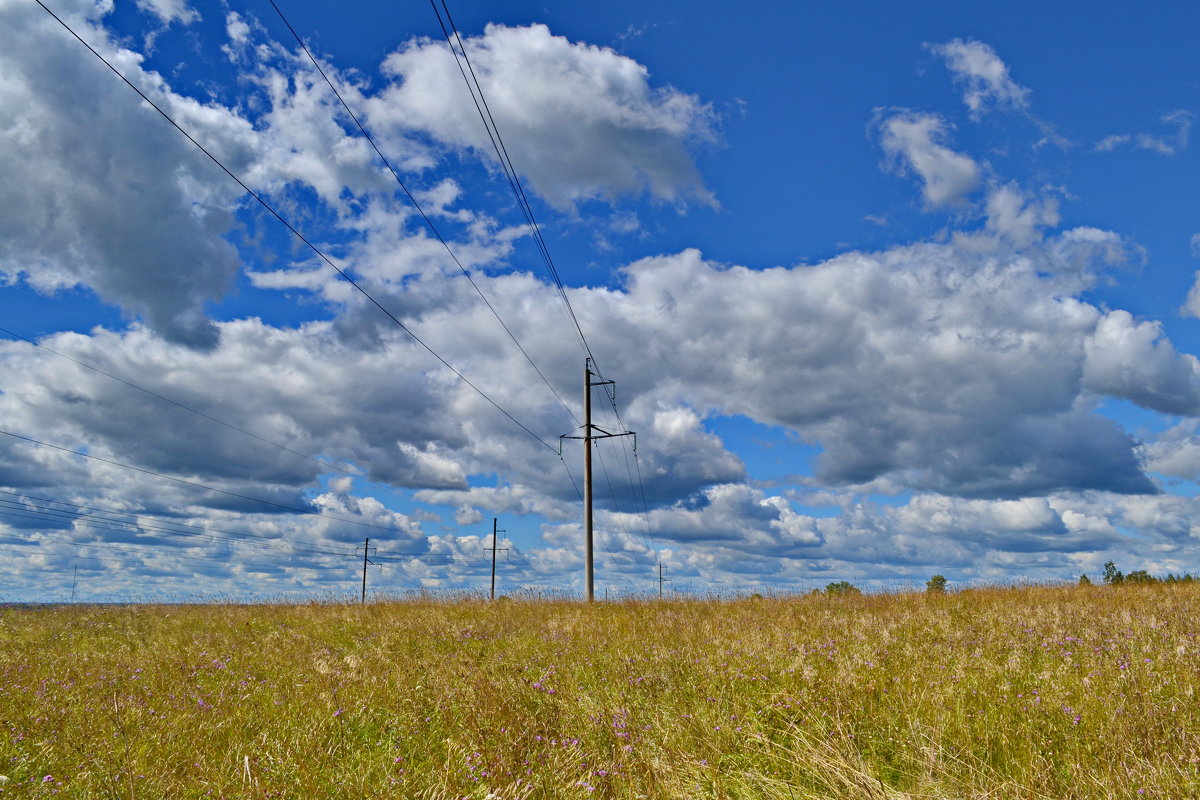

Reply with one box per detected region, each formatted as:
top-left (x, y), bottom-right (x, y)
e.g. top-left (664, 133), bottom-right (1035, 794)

top-left (1, 584), bottom-right (1198, 799)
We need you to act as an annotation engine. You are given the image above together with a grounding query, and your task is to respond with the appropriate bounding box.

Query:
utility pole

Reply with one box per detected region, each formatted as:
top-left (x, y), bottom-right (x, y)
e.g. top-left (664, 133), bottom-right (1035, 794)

top-left (70, 564), bottom-right (78, 603)
top-left (561, 358), bottom-right (635, 602)
top-left (583, 360), bottom-right (595, 603)
top-left (658, 561), bottom-right (671, 600)
top-left (485, 517), bottom-right (508, 600)
top-left (355, 538), bottom-right (377, 605)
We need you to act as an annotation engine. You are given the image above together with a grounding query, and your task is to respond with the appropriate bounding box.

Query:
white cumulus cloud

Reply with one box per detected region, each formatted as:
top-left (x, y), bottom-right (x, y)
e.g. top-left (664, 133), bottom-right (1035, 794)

top-left (135, 0), bottom-right (197, 27)
top-left (878, 112), bottom-right (981, 208)
top-left (367, 23), bottom-right (716, 209)
top-left (0, 1), bottom-right (250, 347)
top-left (1095, 110), bottom-right (1193, 156)
top-left (928, 38), bottom-right (1031, 118)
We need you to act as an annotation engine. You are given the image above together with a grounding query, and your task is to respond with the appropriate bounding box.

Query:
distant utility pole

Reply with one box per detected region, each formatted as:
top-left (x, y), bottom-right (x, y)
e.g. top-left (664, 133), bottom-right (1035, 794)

top-left (658, 561), bottom-right (671, 600)
top-left (485, 517), bottom-right (508, 600)
top-left (70, 564), bottom-right (78, 603)
top-left (355, 538), bottom-right (378, 605)
top-left (561, 358), bottom-right (635, 603)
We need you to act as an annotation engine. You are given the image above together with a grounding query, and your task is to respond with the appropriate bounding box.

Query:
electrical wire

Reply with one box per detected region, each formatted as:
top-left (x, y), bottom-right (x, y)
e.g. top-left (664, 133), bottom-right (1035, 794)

top-left (593, 441), bottom-right (633, 554)
top-left (0, 428), bottom-right (435, 535)
top-left (599, 392), bottom-right (659, 558)
top-left (429, 0), bottom-right (598, 371)
top-left (265, 0), bottom-right (579, 428)
top-left (0, 491), bottom-right (483, 564)
top-left (33, 0), bottom-right (556, 455)
top-left (0, 508), bottom-right (480, 580)
top-left (593, 439), bottom-right (654, 595)
top-left (0, 325), bottom-right (410, 495)
top-left (0, 529), bottom-right (345, 573)
top-left (586, 376), bottom-right (658, 590)
top-left (0, 507), bottom-right (335, 559)
top-left (24, 1), bottom-right (642, 597)
top-left (558, 454), bottom-right (584, 502)
top-left (430, 1), bottom-right (665, 594)
top-left (0, 494), bottom-right (353, 558)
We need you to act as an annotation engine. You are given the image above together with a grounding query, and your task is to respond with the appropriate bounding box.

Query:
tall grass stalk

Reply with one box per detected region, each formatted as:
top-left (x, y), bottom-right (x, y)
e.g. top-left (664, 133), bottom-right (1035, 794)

top-left (1, 584), bottom-right (1197, 798)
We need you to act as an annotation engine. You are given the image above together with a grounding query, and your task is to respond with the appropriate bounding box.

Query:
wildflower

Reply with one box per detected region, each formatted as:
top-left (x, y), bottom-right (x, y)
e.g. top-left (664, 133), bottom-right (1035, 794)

top-left (333, 709), bottom-right (344, 717)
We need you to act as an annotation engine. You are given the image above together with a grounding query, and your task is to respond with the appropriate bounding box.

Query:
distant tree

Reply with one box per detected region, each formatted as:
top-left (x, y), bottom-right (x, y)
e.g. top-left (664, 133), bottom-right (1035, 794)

top-left (1103, 561), bottom-right (1124, 586)
top-left (1078, 574), bottom-right (1092, 587)
top-left (824, 581), bottom-right (861, 596)
top-left (1125, 569), bottom-right (1155, 584)
top-left (925, 574), bottom-right (947, 594)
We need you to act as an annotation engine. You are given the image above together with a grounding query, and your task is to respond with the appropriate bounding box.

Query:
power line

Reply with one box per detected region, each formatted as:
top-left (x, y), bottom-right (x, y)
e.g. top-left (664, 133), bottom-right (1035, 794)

top-left (0, 490), bottom-right (467, 564)
top-left (630, 448), bottom-right (659, 552)
top-left (24, 2), bottom-right (646, 599)
top-left (558, 454), bottom-right (584, 502)
top-left (0, 501), bottom-right (475, 566)
top-left (429, 0), bottom-right (597, 370)
top-left (265, 0), bottom-right (579, 427)
top-left (0, 513), bottom-right (364, 568)
top-left (0, 325), bottom-right (577, 573)
top-left (370, 551), bottom-right (475, 566)
top-left (0, 529), bottom-right (346, 573)
top-left (598, 393), bottom-right (659, 558)
top-left (593, 442), bottom-right (635, 555)
top-left (430, 2), bottom-right (664, 594)
top-left (0, 428), bottom-right (431, 535)
top-left (593, 441), bottom-right (652, 596)
top-left (423, 3), bottom-right (662, 564)
top-left (0, 493), bottom-right (354, 558)
top-left (2, 297), bottom-right (591, 560)
top-left (33, 0), bottom-right (556, 454)
top-left (0, 505), bottom-right (479, 575)
top-left (593, 440), bottom-right (654, 565)
top-left (0, 325), bottom-right (406, 495)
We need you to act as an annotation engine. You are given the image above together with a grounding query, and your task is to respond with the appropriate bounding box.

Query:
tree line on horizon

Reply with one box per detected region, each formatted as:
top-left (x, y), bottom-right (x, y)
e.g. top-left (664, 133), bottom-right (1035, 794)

top-left (1077, 561), bottom-right (1197, 587)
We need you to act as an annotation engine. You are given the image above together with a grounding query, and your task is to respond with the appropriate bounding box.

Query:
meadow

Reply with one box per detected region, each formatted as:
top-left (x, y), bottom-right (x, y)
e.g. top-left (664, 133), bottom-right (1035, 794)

top-left (1, 584), bottom-right (1197, 798)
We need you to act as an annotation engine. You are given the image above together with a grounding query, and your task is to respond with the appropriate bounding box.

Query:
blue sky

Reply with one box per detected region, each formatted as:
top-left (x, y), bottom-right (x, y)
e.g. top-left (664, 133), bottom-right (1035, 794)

top-left (2, 0), bottom-right (1199, 601)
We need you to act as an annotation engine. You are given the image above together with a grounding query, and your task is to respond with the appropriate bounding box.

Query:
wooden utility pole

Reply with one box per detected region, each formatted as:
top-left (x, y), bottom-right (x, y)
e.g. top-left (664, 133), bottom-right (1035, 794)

top-left (658, 561), bottom-right (671, 600)
top-left (486, 517), bottom-right (508, 600)
top-left (356, 538), bottom-right (377, 604)
top-left (583, 360), bottom-right (595, 602)
top-left (561, 358), bottom-right (635, 602)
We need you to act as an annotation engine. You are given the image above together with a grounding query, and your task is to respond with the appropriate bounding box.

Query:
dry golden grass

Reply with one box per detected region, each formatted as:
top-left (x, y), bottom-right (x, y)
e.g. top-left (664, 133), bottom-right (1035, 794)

top-left (1, 583), bottom-right (1198, 798)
